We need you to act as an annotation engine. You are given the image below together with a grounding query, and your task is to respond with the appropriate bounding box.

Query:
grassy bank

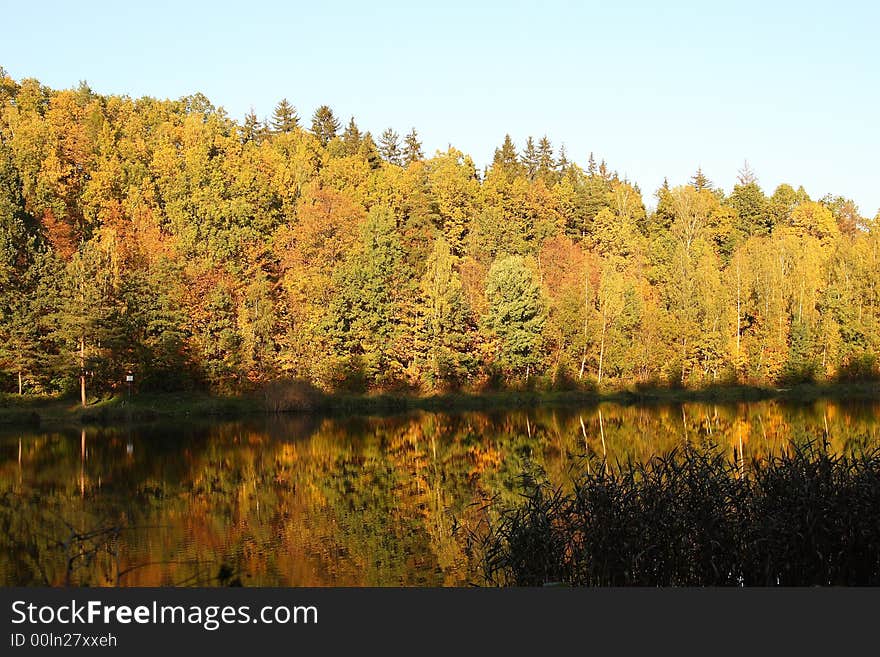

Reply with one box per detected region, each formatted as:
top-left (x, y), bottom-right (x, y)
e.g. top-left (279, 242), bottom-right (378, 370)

top-left (1, 381), bottom-right (878, 429)
top-left (473, 443), bottom-right (880, 586)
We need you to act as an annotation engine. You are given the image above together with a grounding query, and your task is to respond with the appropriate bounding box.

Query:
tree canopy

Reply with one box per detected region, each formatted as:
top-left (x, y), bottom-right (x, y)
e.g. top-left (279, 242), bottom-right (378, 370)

top-left (0, 71), bottom-right (877, 398)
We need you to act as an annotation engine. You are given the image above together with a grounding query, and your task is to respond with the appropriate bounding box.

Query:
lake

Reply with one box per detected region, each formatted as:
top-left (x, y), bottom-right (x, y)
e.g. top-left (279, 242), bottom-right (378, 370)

top-left (1, 399), bottom-right (878, 586)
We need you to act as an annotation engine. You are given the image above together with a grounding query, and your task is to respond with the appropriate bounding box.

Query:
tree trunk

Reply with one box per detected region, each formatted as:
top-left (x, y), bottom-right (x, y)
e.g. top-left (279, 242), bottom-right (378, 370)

top-left (579, 270), bottom-right (590, 380)
top-left (597, 315), bottom-right (607, 385)
top-left (80, 337), bottom-right (86, 408)
top-left (736, 257), bottom-right (741, 356)
top-left (18, 371), bottom-right (22, 395)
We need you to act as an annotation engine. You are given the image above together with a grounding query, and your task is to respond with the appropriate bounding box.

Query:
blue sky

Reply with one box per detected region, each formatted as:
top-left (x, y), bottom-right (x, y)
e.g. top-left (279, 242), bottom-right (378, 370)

top-left (2, 0), bottom-right (878, 214)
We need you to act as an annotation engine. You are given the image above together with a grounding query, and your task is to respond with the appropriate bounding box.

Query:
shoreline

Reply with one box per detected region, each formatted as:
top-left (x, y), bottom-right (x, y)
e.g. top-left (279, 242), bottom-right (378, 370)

top-left (1, 381), bottom-right (878, 430)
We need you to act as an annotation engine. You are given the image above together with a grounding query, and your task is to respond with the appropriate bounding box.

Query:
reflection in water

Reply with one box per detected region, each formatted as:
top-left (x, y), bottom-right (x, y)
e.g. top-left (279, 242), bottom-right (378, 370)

top-left (1, 399), bottom-right (878, 587)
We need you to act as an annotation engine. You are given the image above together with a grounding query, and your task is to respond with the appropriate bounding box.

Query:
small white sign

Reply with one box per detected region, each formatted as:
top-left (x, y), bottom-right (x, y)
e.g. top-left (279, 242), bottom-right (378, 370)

top-left (126, 375), bottom-right (134, 382)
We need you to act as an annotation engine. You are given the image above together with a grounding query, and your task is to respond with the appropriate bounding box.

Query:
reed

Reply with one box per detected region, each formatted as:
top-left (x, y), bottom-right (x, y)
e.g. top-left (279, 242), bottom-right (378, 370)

top-left (475, 442), bottom-right (880, 586)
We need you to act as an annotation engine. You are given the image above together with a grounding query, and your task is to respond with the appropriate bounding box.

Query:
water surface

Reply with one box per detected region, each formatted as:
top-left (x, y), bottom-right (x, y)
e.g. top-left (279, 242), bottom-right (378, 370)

top-left (1, 399), bottom-right (878, 586)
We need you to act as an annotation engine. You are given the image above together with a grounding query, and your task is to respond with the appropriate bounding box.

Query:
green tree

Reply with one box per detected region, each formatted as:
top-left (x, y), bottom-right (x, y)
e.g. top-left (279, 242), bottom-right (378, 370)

top-left (0, 144), bottom-right (44, 392)
top-left (51, 241), bottom-right (123, 405)
top-left (483, 255), bottom-right (546, 379)
top-left (325, 206), bottom-right (408, 383)
top-left (727, 167), bottom-right (770, 238)
top-left (414, 238), bottom-right (474, 387)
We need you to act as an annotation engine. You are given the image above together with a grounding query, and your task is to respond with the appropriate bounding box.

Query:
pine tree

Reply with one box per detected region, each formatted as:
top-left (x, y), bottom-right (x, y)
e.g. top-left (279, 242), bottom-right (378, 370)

top-left (242, 109), bottom-right (263, 143)
top-left (521, 137), bottom-right (539, 179)
top-left (359, 132), bottom-right (382, 169)
top-left (51, 242), bottom-right (124, 406)
top-left (270, 98), bottom-right (299, 133)
top-left (491, 134), bottom-right (520, 178)
top-left (311, 105), bottom-right (340, 146)
top-left (691, 167), bottom-right (712, 191)
top-left (537, 135), bottom-right (556, 181)
top-left (342, 117), bottom-right (363, 155)
top-left (403, 128), bottom-right (423, 165)
top-left (557, 144), bottom-right (570, 173)
top-left (0, 143), bottom-right (42, 393)
top-left (587, 152), bottom-right (598, 177)
top-left (737, 160), bottom-right (757, 186)
top-left (378, 128), bottom-right (402, 165)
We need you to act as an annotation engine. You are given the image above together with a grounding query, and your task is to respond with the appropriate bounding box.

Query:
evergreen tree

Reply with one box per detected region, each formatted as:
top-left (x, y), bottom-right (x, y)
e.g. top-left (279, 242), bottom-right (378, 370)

top-left (521, 137), bottom-right (539, 179)
top-left (0, 143), bottom-right (42, 393)
top-left (587, 152), bottom-right (598, 177)
top-left (51, 242), bottom-right (124, 406)
top-left (691, 167), bottom-right (712, 191)
top-left (727, 178), bottom-right (770, 237)
top-left (326, 206), bottom-right (407, 380)
top-left (311, 105), bottom-right (340, 146)
top-left (491, 134), bottom-right (520, 179)
top-left (119, 262), bottom-right (191, 390)
top-left (359, 132), bottom-right (382, 169)
top-left (378, 128), bottom-right (402, 165)
top-left (242, 109), bottom-right (263, 143)
top-left (483, 256), bottom-right (546, 379)
top-left (414, 238), bottom-right (474, 387)
top-left (557, 144), bottom-right (570, 173)
top-left (737, 160), bottom-right (757, 186)
top-left (342, 117), bottom-right (363, 155)
top-left (270, 98), bottom-right (299, 133)
top-left (537, 135), bottom-right (555, 181)
top-left (403, 128), bottom-right (423, 165)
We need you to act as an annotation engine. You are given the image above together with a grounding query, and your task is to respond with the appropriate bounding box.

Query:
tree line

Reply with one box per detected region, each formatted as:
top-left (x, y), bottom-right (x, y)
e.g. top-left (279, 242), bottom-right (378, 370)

top-left (0, 70), bottom-right (878, 400)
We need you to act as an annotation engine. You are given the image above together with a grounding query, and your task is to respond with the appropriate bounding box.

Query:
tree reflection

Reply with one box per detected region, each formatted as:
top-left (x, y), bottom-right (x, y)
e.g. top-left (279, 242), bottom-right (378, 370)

top-left (1, 399), bottom-right (878, 586)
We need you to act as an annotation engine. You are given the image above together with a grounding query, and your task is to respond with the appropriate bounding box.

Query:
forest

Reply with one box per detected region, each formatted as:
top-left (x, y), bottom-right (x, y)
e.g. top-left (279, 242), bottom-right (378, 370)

top-left (0, 69), bottom-right (878, 401)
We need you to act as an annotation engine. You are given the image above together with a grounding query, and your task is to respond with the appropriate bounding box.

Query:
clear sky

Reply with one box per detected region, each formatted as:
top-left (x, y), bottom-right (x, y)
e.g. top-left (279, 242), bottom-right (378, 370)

top-left (2, 0), bottom-right (878, 214)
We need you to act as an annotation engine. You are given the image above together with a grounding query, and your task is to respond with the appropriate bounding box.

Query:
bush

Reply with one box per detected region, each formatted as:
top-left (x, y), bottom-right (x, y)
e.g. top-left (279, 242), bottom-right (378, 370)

top-left (836, 353), bottom-right (880, 382)
top-left (261, 379), bottom-right (325, 412)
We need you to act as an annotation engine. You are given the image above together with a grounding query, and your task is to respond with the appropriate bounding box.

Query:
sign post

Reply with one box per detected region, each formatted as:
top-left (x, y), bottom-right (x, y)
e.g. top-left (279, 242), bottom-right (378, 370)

top-left (126, 373), bottom-right (134, 400)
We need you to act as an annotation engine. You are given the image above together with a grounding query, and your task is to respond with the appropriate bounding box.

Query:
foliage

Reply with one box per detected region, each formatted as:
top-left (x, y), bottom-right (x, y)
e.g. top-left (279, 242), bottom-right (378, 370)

top-left (0, 73), bottom-right (877, 397)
